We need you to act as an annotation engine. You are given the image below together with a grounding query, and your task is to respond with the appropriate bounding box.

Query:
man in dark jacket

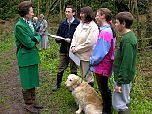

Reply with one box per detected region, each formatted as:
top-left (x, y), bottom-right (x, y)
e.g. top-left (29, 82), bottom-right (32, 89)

top-left (52, 5), bottom-right (80, 91)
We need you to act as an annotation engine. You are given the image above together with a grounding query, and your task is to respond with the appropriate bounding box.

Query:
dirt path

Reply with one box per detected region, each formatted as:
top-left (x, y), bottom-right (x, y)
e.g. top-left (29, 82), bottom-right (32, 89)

top-left (0, 46), bottom-right (27, 114)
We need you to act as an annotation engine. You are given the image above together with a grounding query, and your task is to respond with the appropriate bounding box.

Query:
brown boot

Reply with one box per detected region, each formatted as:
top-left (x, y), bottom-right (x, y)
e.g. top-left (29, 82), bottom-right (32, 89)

top-left (24, 104), bottom-right (39, 114)
top-left (30, 88), bottom-right (43, 109)
top-left (22, 89), bottom-right (39, 114)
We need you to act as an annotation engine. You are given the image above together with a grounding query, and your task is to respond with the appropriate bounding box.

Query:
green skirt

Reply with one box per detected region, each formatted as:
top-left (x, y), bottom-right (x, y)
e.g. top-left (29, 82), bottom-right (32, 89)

top-left (19, 64), bottom-right (39, 90)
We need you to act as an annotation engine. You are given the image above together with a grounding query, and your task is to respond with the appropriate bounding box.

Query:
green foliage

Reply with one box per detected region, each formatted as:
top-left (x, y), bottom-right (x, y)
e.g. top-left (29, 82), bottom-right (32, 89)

top-left (0, 0), bottom-right (148, 20)
top-left (0, 34), bottom-right (16, 75)
top-left (97, 1), bottom-right (117, 14)
top-left (0, 33), bottom-right (14, 53)
top-left (37, 36), bottom-right (152, 114)
top-left (39, 37), bottom-right (59, 71)
top-left (0, 0), bottom-right (18, 20)
top-left (0, 30), bottom-right (151, 113)
top-left (138, 0), bottom-right (148, 14)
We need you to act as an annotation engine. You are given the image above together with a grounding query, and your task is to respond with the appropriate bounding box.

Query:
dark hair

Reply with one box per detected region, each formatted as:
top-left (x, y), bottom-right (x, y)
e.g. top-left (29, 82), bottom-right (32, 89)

top-left (80, 6), bottom-right (94, 23)
top-left (18, 1), bottom-right (32, 17)
top-left (66, 5), bottom-right (76, 13)
top-left (97, 8), bottom-right (112, 23)
top-left (116, 11), bottom-right (134, 29)
top-left (97, 8), bottom-right (116, 38)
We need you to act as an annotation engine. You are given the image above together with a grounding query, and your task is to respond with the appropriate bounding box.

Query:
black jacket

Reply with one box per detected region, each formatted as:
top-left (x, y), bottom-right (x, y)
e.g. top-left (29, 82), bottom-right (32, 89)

top-left (56, 18), bottom-right (80, 53)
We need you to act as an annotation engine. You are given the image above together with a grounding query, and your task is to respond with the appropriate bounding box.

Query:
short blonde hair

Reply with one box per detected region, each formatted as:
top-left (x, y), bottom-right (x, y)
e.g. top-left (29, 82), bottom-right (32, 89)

top-left (33, 17), bottom-right (38, 21)
top-left (39, 14), bottom-right (44, 19)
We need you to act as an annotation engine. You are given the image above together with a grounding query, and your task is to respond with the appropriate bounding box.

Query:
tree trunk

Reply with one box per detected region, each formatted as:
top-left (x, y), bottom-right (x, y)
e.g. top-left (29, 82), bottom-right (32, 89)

top-left (47, 0), bottom-right (60, 19)
top-left (59, 0), bottom-right (62, 20)
top-left (146, 0), bottom-right (152, 47)
top-left (37, 0), bottom-right (40, 16)
top-left (45, 0), bottom-right (49, 18)
top-left (128, 0), bottom-right (140, 37)
top-left (146, 0), bottom-right (152, 38)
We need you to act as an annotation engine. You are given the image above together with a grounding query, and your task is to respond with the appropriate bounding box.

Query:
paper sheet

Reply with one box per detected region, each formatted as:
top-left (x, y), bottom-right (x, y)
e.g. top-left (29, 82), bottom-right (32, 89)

top-left (48, 34), bottom-right (65, 40)
top-left (69, 49), bottom-right (80, 66)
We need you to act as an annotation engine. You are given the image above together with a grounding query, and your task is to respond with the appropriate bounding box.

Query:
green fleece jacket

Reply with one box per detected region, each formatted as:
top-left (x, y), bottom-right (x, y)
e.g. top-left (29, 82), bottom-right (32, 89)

top-left (113, 31), bottom-right (137, 86)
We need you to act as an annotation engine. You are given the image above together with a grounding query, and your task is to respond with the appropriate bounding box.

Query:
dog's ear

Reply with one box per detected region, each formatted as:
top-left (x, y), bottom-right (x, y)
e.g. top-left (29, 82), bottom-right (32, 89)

top-left (74, 76), bottom-right (81, 84)
top-left (77, 76), bottom-right (82, 82)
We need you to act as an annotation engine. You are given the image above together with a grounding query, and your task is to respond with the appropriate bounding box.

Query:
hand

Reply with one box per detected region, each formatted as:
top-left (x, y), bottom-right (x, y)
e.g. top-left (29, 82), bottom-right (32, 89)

top-left (64, 38), bottom-right (71, 43)
top-left (71, 46), bottom-right (76, 53)
top-left (114, 85), bottom-right (122, 93)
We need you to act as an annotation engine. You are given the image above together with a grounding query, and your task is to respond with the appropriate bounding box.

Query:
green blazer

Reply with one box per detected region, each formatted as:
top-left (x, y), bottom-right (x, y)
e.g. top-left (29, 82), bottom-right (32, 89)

top-left (14, 18), bottom-right (41, 67)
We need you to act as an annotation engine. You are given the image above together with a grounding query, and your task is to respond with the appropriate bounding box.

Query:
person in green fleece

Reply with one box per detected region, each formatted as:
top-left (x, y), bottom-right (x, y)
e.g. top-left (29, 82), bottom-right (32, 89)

top-left (112, 12), bottom-right (137, 114)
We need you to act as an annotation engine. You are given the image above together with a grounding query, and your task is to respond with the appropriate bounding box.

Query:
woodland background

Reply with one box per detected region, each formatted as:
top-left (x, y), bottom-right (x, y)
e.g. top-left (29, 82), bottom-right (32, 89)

top-left (0, 0), bottom-right (152, 114)
top-left (0, 0), bottom-right (152, 49)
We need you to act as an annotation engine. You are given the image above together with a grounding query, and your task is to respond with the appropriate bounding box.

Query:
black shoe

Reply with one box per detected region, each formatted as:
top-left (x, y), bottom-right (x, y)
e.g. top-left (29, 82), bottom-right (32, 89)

top-left (118, 109), bottom-right (130, 114)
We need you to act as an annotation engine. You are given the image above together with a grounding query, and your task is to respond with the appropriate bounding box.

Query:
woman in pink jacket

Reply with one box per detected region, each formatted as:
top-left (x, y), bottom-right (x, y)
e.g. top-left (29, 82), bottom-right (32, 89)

top-left (90, 8), bottom-right (116, 114)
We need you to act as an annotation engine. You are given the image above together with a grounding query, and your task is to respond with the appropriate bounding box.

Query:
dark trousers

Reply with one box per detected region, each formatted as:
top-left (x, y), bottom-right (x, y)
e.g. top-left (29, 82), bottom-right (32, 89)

top-left (95, 73), bottom-right (112, 114)
top-left (57, 53), bottom-right (77, 74)
top-left (56, 53), bottom-right (77, 86)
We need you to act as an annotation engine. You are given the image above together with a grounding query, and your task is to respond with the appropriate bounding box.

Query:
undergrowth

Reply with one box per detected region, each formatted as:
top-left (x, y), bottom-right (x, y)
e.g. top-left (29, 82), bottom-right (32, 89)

top-left (1, 35), bottom-right (151, 114)
top-left (0, 16), bottom-right (151, 113)
top-left (37, 38), bottom-right (152, 114)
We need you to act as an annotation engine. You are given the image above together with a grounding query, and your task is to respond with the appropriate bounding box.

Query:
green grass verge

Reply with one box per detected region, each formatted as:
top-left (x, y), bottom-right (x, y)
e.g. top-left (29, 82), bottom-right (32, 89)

top-left (0, 34), bottom-right (16, 73)
top-left (1, 35), bottom-right (151, 114)
top-left (37, 38), bottom-right (152, 114)
top-left (0, 34), bottom-right (16, 110)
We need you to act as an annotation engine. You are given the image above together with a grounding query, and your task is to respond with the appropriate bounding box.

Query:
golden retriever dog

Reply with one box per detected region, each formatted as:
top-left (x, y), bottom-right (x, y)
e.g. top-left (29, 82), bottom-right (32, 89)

top-left (65, 74), bottom-right (103, 114)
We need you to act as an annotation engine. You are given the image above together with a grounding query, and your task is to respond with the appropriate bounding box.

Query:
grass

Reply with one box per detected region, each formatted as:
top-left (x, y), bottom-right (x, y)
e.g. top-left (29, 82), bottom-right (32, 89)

top-left (0, 34), bottom-right (16, 73)
top-left (0, 34), bottom-right (15, 53)
top-left (0, 35), bottom-right (17, 110)
top-left (0, 34), bottom-right (151, 114)
top-left (37, 38), bottom-right (152, 114)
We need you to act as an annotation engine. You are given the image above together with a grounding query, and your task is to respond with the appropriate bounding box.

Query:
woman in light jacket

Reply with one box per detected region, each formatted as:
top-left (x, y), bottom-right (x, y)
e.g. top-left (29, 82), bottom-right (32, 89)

top-left (71, 6), bottom-right (99, 86)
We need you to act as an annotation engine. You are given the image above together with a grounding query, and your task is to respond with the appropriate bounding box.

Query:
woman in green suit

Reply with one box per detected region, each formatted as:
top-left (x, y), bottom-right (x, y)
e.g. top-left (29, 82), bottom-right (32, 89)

top-left (14, 1), bottom-right (42, 113)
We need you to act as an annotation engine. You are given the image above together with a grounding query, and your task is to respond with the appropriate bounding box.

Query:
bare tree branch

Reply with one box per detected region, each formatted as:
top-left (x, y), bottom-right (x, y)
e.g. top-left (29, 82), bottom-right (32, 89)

top-left (47, 0), bottom-right (60, 19)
